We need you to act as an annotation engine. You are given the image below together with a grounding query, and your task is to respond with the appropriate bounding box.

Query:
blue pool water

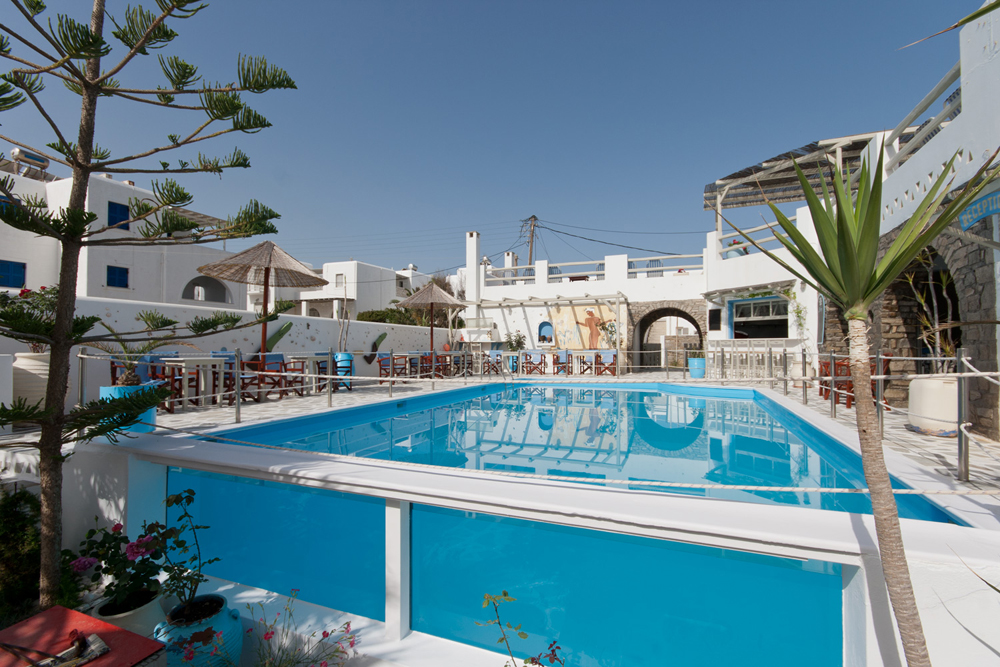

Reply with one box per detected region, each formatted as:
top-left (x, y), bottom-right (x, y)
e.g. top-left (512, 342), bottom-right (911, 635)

top-left (166, 468), bottom-right (844, 667)
top-left (207, 383), bottom-right (958, 523)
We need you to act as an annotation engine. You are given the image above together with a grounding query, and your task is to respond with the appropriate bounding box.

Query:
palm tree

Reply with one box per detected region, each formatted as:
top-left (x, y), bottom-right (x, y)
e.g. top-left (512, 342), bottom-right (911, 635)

top-left (727, 146), bottom-right (999, 667)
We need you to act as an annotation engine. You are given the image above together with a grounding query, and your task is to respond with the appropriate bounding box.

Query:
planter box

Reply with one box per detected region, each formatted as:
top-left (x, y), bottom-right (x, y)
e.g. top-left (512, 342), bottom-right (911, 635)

top-left (906, 377), bottom-right (957, 437)
top-left (12, 352), bottom-right (49, 405)
top-left (99, 385), bottom-right (157, 433)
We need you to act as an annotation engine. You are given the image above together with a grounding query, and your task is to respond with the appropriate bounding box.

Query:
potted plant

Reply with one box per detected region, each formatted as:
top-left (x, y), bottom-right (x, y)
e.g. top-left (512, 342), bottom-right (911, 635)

top-left (149, 489), bottom-right (241, 667)
top-left (722, 239), bottom-right (750, 259)
top-left (504, 330), bottom-right (526, 372)
top-left (687, 349), bottom-right (706, 379)
top-left (91, 312), bottom-right (198, 433)
top-left (3, 287), bottom-right (58, 406)
top-left (73, 519), bottom-right (165, 635)
top-left (903, 249), bottom-right (959, 436)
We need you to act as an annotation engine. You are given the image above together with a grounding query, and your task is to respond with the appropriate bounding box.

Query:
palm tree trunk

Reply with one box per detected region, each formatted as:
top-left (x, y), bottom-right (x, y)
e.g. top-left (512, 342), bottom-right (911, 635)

top-left (847, 318), bottom-right (931, 666)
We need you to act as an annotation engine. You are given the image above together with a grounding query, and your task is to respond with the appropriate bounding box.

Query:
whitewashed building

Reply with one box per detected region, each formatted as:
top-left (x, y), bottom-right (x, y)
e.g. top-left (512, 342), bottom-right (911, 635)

top-left (295, 260), bottom-right (431, 319)
top-left (0, 160), bottom-right (246, 308)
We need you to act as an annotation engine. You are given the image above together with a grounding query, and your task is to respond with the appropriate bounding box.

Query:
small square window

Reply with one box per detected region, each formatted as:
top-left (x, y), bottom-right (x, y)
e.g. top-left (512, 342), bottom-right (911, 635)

top-left (0, 260), bottom-right (26, 288)
top-left (107, 265), bottom-right (129, 288)
top-left (108, 201), bottom-right (130, 231)
top-left (335, 274), bottom-right (345, 288)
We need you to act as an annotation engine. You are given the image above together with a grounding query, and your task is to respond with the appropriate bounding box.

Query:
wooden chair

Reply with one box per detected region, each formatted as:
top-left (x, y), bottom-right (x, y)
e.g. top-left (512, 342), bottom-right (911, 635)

top-left (482, 350), bottom-right (503, 375)
top-left (281, 354), bottom-right (308, 397)
top-left (551, 350), bottom-right (572, 375)
top-left (377, 353), bottom-right (392, 385)
top-left (577, 350), bottom-right (596, 375)
top-left (595, 351), bottom-right (617, 376)
top-left (523, 350), bottom-right (546, 375)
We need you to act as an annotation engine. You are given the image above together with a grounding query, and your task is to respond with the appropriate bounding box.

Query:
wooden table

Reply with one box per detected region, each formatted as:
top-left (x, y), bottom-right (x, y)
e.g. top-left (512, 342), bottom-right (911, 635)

top-left (0, 606), bottom-right (165, 667)
top-left (164, 357), bottom-right (223, 409)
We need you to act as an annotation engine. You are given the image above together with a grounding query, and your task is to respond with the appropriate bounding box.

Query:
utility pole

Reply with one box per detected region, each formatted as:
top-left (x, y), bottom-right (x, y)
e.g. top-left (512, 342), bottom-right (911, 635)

top-left (522, 215), bottom-right (538, 265)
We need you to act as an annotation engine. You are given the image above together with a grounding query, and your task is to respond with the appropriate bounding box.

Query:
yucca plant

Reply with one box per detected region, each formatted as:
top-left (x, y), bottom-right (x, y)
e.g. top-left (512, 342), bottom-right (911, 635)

top-left (726, 146), bottom-right (999, 667)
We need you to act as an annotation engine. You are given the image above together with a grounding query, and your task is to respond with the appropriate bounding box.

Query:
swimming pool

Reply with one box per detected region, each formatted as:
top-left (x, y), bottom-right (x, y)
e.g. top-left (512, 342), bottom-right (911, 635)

top-left (206, 382), bottom-right (958, 523)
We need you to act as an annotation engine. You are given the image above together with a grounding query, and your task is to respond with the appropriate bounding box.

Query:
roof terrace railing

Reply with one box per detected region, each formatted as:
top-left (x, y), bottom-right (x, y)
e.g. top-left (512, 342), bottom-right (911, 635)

top-left (626, 254), bottom-right (702, 278)
top-left (717, 217), bottom-right (794, 258)
top-left (883, 61), bottom-right (961, 176)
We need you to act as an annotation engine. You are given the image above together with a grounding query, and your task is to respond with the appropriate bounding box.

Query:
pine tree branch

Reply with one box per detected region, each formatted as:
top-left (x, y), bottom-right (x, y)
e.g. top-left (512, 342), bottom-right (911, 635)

top-left (82, 165), bottom-right (247, 175)
top-left (105, 90), bottom-right (204, 110)
top-left (12, 77), bottom-right (72, 161)
top-left (0, 174), bottom-right (66, 240)
top-left (95, 120), bottom-right (228, 168)
top-left (77, 318), bottom-right (267, 344)
top-left (7, 3), bottom-right (88, 81)
top-left (97, 3), bottom-right (176, 84)
top-left (0, 17), bottom-right (68, 73)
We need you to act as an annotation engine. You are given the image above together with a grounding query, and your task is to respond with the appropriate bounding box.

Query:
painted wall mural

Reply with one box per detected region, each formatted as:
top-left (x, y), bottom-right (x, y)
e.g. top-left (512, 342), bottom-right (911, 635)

top-left (550, 304), bottom-right (619, 350)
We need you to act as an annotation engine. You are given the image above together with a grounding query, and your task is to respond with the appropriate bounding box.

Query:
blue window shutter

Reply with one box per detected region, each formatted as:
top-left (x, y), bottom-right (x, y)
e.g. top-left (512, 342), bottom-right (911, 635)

top-left (0, 261), bottom-right (27, 287)
top-left (108, 201), bottom-right (130, 231)
top-left (107, 265), bottom-right (129, 288)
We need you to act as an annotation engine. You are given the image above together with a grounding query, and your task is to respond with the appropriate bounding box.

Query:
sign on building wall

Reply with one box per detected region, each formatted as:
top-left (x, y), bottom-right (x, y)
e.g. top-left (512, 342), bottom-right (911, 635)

top-left (959, 190), bottom-right (1000, 230)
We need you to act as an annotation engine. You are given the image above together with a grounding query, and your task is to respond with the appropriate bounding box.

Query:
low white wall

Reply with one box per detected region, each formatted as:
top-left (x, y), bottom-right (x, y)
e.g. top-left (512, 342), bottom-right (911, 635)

top-left (0, 296), bottom-right (432, 404)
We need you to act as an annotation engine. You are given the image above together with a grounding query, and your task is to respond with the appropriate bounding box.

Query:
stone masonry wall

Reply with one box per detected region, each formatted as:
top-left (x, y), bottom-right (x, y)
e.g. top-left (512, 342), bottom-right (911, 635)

top-left (818, 217), bottom-right (998, 437)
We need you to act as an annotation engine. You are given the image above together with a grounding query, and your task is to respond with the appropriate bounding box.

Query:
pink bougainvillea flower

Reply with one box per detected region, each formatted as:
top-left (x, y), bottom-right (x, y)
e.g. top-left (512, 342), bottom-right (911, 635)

top-left (111, 523), bottom-right (123, 533)
top-left (246, 628), bottom-right (253, 635)
top-left (263, 631), bottom-right (274, 641)
top-left (215, 632), bottom-right (222, 639)
top-left (209, 648), bottom-right (218, 657)
top-left (322, 631), bottom-right (329, 639)
top-left (320, 661), bottom-right (328, 667)
top-left (349, 638), bottom-right (355, 648)
top-left (70, 556), bottom-right (98, 573)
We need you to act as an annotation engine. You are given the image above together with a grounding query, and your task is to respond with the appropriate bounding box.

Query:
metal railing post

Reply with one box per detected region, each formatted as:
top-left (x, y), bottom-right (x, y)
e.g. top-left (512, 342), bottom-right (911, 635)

top-left (389, 349), bottom-right (394, 398)
top-left (683, 349), bottom-right (688, 380)
top-left (829, 352), bottom-right (836, 419)
top-left (234, 348), bottom-right (243, 423)
top-left (720, 348), bottom-right (726, 381)
top-left (801, 349), bottom-right (808, 405)
top-left (327, 347), bottom-right (334, 407)
top-left (77, 347), bottom-right (87, 407)
top-left (660, 335), bottom-right (667, 370)
top-left (766, 346), bottom-right (773, 390)
top-left (782, 348), bottom-right (788, 396)
top-left (875, 349), bottom-right (884, 437)
top-left (464, 350), bottom-right (468, 385)
top-left (957, 347), bottom-right (969, 482)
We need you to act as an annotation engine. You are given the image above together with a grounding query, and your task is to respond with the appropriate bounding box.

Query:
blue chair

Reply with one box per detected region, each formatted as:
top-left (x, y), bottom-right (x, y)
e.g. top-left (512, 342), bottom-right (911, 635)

top-left (552, 349), bottom-right (572, 375)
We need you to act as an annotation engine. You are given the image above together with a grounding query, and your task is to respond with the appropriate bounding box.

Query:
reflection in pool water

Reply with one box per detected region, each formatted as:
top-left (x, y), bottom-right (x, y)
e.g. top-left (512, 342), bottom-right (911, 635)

top-left (210, 385), bottom-right (957, 522)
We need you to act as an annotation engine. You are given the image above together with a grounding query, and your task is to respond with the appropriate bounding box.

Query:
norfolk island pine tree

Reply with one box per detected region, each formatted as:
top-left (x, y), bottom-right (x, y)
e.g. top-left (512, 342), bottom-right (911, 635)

top-left (0, 0), bottom-right (296, 608)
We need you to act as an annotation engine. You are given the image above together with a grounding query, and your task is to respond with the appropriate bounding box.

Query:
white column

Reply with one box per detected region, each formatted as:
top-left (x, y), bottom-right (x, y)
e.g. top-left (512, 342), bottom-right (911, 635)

top-left (465, 232), bottom-right (481, 322)
top-left (385, 499), bottom-right (411, 642)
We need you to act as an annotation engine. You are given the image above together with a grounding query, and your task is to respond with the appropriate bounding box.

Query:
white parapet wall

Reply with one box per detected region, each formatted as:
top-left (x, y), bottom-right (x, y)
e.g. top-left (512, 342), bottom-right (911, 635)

top-left (0, 296), bottom-right (432, 404)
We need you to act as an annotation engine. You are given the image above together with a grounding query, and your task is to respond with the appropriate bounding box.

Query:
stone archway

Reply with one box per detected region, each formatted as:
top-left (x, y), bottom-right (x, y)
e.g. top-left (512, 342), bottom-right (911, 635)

top-left (627, 300), bottom-right (706, 371)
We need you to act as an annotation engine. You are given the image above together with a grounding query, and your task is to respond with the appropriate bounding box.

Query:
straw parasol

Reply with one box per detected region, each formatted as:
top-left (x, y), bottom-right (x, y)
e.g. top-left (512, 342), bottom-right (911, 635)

top-left (395, 283), bottom-right (465, 353)
top-left (197, 241), bottom-right (327, 355)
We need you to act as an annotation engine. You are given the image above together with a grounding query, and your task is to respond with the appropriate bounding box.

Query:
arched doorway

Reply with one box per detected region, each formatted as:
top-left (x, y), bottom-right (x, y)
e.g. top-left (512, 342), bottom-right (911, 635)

top-left (181, 276), bottom-right (232, 304)
top-left (635, 307), bottom-right (704, 371)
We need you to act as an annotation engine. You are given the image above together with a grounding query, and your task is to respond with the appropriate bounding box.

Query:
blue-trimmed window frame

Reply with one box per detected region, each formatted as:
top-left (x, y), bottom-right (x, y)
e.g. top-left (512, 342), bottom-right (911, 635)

top-left (107, 201), bottom-right (130, 231)
top-left (0, 260), bottom-right (26, 288)
top-left (106, 265), bottom-right (129, 288)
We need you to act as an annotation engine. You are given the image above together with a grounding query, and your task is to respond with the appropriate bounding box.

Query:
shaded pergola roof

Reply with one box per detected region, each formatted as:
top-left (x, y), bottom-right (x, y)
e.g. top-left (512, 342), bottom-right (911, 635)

top-left (702, 129), bottom-right (922, 211)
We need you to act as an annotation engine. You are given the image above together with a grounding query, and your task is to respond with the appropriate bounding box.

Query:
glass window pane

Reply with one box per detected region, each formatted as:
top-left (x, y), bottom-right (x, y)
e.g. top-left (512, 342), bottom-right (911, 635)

top-left (771, 301), bottom-right (789, 316)
top-left (734, 303), bottom-right (752, 319)
top-left (753, 303), bottom-right (771, 318)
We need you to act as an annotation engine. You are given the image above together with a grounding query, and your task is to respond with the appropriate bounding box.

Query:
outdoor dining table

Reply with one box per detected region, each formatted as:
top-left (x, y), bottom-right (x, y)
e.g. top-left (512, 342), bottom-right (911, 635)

top-left (163, 357), bottom-right (224, 409)
top-left (574, 350), bottom-right (598, 375)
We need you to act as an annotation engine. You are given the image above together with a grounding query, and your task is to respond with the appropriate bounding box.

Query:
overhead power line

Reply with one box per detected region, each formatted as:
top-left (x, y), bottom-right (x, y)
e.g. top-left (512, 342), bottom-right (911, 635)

top-left (540, 218), bottom-right (711, 236)
top-left (536, 224), bottom-right (679, 255)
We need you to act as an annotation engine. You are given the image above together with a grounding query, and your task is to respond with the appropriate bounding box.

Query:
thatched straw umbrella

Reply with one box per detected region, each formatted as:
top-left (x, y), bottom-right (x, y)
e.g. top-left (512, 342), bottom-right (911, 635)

top-left (395, 283), bottom-right (465, 352)
top-left (198, 241), bottom-right (327, 355)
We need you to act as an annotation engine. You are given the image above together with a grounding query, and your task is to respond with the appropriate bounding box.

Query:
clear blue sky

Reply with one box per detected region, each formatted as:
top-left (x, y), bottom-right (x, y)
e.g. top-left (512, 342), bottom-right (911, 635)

top-left (6, 1), bottom-right (970, 275)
